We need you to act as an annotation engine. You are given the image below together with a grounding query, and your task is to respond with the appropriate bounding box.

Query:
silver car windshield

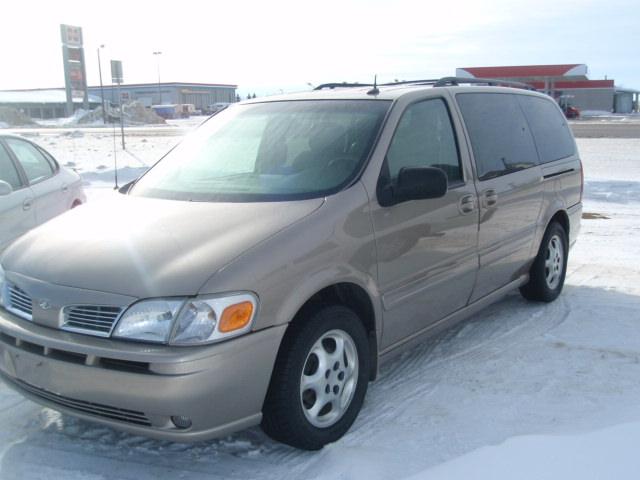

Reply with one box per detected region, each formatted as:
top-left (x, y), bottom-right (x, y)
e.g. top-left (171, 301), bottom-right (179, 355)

top-left (131, 100), bottom-right (390, 202)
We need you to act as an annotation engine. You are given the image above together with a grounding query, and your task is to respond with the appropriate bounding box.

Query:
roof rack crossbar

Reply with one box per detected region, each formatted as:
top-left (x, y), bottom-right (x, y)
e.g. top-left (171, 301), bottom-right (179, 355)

top-left (314, 82), bottom-right (374, 90)
top-left (314, 79), bottom-right (441, 91)
top-left (434, 76), bottom-right (535, 90)
top-left (380, 79), bottom-right (440, 86)
top-left (313, 77), bottom-right (536, 91)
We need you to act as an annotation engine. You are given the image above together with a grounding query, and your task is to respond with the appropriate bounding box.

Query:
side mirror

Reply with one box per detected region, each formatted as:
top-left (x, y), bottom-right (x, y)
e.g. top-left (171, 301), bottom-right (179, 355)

top-left (0, 180), bottom-right (13, 196)
top-left (393, 166), bottom-right (448, 204)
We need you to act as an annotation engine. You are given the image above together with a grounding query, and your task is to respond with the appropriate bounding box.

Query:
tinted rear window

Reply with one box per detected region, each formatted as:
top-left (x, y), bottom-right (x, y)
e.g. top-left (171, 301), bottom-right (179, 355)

top-left (517, 95), bottom-right (575, 163)
top-left (456, 93), bottom-right (538, 180)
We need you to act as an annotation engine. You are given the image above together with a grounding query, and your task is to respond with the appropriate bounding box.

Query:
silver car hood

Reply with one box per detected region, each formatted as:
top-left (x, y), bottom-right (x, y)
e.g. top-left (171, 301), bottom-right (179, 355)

top-left (1, 194), bottom-right (324, 298)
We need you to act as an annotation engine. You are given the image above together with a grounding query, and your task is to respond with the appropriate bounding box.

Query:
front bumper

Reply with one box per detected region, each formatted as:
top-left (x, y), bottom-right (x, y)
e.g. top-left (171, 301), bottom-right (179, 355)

top-left (0, 307), bottom-right (287, 442)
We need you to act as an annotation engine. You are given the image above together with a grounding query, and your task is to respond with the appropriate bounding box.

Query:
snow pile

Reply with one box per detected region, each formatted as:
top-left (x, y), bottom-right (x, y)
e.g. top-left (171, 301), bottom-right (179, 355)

top-left (121, 101), bottom-right (166, 125)
top-left (35, 102), bottom-right (166, 127)
top-left (74, 103), bottom-right (167, 126)
top-left (73, 108), bottom-right (105, 126)
top-left (580, 111), bottom-right (640, 122)
top-left (35, 108), bottom-right (106, 127)
top-left (0, 106), bottom-right (35, 127)
top-left (580, 110), bottom-right (614, 117)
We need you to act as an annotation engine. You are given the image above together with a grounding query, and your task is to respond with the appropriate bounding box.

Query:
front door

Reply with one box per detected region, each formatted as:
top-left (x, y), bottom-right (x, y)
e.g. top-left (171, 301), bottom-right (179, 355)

top-left (5, 137), bottom-right (66, 225)
top-left (0, 141), bottom-right (35, 251)
top-left (370, 97), bottom-right (480, 350)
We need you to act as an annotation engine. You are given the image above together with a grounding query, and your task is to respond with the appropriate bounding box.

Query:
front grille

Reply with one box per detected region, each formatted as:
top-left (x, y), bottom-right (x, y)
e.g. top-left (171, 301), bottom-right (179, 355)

top-left (6, 375), bottom-right (151, 426)
top-left (7, 284), bottom-right (33, 320)
top-left (62, 305), bottom-right (123, 336)
top-left (0, 332), bottom-right (153, 374)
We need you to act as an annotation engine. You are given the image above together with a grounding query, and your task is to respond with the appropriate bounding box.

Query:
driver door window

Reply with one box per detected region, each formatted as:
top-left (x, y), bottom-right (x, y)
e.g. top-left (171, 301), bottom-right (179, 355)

top-left (386, 98), bottom-right (463, 186)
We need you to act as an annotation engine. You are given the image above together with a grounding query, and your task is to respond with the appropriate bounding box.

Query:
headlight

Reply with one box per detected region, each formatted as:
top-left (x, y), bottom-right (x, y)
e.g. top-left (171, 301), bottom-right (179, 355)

top-left (112, 299), bottom-right (183, 343)
top-left (113, 293), bottom-right (257, 345)
top-left (172, 300), bottom-right (217, 344)
top-left (171, 294), bottom-right (256, 345)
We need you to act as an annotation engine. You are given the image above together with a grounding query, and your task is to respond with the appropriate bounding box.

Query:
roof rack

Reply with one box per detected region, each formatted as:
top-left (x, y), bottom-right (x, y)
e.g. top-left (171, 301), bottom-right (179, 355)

top-left (314, 82), bottom-right (375, 90)
top-left (434, 76), bottom-right (536, 90)
top-left (314, 79), bottom-right (439, 90)
top-left (314, 76), bottom-right (535, 91)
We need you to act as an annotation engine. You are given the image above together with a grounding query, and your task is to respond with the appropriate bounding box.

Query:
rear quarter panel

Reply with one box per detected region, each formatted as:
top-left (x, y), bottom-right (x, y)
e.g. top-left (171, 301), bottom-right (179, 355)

top-left (532, 156), bottom-right (583, 254)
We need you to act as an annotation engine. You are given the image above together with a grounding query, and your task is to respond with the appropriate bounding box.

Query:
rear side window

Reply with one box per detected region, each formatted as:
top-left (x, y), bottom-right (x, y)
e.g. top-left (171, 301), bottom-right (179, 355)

top-left (4, 138), bottom-right (54, 184)
top-left (0, 144), bottom-right (22, 189)
top-left (457, 93), bottom-right (538, 180)
top-left (37, 146), bottom-right (59, 171)
top-left (517, 95), bottom-right (575, 163)
top-left (386, 98), bottom-right (463, 184)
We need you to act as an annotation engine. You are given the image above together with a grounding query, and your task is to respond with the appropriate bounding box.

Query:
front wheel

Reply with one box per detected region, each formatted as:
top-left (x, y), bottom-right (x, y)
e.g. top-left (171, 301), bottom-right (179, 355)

top-left (520, 221), bottom-right (568, 302)
top-left (261, 305), bottom-right (370, 450)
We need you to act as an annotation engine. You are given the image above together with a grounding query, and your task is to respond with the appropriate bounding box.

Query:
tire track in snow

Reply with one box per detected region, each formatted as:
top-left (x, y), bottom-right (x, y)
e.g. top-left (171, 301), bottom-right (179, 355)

top-left (345, 295), bottom-right (572, 444)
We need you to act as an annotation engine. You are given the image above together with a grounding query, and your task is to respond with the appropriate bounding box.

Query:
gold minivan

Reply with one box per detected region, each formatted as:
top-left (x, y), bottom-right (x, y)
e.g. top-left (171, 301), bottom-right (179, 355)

top-left (0, 78), bottom-right (582, 450)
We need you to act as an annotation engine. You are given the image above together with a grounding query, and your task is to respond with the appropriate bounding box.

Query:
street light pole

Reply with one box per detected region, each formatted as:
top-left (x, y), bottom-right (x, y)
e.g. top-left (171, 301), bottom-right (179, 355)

top-left (97, 44), bottom-right (106, 124)
top-left (153, 51), bottom-right (162, 104)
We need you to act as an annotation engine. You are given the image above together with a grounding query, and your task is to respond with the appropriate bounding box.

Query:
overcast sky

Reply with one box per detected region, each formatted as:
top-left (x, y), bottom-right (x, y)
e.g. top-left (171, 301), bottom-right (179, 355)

top-left (1, 0), bottom-right (638, 96)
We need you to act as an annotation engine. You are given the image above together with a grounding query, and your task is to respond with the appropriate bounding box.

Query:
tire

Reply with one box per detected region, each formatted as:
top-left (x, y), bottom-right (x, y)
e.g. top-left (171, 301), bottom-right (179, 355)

top-left (520, 221), bottom-right (568, 302)
top-left (261, 304), bottom-right (370, 450)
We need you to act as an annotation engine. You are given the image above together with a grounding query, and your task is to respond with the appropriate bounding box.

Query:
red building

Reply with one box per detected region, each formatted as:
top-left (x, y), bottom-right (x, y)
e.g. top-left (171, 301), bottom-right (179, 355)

top-left (456, 64), bottom-right (638, 114)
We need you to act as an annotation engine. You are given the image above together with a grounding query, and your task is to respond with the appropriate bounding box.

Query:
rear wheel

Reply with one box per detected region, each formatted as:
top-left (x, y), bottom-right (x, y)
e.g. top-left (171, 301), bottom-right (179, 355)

top-left (520, 221), bottom-right (568, 302)
top-left (261, 305), bottom-right (370, 450)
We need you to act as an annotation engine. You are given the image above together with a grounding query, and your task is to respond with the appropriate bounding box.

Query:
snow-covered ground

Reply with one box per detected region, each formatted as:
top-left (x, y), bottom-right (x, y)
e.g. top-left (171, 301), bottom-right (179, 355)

top-left (1, 133), bottom-right (639, 479)
top-left (579, 111), bottom-right (640, 120)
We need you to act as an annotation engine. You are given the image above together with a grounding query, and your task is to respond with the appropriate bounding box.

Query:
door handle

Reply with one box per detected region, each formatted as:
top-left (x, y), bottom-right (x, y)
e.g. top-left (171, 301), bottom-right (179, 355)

top-left (61, 184), bottom-right (69, 193)
top-left (23, 198), bottom-right (33, 211)
top-left (458, 194), bottom-right (476, 214)
top-left (483, 189), bottom-right (498, 207)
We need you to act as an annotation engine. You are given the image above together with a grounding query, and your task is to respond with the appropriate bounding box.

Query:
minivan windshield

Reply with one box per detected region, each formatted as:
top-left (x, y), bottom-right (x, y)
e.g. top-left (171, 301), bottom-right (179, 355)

top-left (131, 100), bottom-right (390, 202)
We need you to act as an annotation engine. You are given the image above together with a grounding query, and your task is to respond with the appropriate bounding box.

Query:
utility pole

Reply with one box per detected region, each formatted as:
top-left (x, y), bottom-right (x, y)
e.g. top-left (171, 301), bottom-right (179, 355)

top-left (153, 51), bottom-right (162, 104)
top-left (97, 44), bottom-right (106, 124)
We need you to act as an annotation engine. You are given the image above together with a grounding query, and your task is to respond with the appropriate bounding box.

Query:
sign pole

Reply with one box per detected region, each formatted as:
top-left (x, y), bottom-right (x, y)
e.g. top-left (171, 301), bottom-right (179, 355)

top-left (113, 121), bottom-right (118, 189)
top-left (79, 46), bottom-right (89, 111)
top-left (61, 43), bottom-right (73, 117)
top-left (97, 46), bottom-right (106, 124)
top-left (111, 60), bottom-right (125, 151)
top-left (60, 25), bottom-right (88, 118)
top-left (116, 80), bottom-right (125, 150)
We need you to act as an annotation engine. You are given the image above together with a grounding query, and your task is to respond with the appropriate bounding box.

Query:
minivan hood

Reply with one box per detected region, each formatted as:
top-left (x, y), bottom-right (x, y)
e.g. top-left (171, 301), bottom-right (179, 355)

top-left (1, 195), bottom-right (324, 298)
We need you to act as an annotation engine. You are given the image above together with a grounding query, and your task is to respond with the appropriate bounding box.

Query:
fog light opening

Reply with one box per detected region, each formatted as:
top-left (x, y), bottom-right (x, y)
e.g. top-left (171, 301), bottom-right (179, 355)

top-left (171, 415), bottom-right (192, 429)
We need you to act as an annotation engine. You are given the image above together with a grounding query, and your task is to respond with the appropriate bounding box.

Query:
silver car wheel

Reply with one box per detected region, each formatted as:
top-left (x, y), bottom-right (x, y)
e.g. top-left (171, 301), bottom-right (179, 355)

top-left (544, 234), bottom-right (564, 289)
top-left (300, 329), bottom-right (359, 428)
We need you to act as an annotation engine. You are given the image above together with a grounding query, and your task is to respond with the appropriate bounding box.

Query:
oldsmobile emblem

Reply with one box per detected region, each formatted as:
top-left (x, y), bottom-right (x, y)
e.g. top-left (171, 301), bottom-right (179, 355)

top-left (38, 300), bottom-right (53, 310)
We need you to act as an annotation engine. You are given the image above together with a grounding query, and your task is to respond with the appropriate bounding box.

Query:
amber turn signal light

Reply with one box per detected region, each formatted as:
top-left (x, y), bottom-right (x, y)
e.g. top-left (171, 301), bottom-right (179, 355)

top-left (219, 301), bottom-right (254, 333)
